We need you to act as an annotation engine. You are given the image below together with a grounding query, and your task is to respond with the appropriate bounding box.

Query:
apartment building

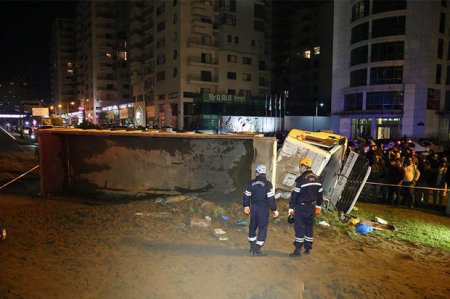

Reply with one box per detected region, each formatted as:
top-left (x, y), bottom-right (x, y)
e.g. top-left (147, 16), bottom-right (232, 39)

top-left (56, 0), bottom-right (271, 129)
top-left (272, 0), bottom-right (333, 117)
top-left (332, 0), bottom-right (450, 141)
top-left (128, 1), bottom-right (147, 127)
top-left (130, 0), bottom-right (272, 130)
top-left (0, 76), bottom-right (29, 114)
top-left (49, 18), bottom-right (76, 114)
top-left (74, 1), bottom-right (131, 124)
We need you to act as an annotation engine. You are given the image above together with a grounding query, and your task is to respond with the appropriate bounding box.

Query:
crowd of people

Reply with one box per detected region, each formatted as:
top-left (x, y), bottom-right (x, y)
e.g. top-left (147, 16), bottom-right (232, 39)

top-left (349, 139), bottom-right (449, 209)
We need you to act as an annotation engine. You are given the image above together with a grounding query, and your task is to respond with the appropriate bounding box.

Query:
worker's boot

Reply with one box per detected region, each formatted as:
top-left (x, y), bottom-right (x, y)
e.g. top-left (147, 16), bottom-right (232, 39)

top-left (289, 241), bottom-right (302, 257)
top-left (252, 244), bottom-right (267, 256)
top-left (248, 241), bottom-right (256, 253)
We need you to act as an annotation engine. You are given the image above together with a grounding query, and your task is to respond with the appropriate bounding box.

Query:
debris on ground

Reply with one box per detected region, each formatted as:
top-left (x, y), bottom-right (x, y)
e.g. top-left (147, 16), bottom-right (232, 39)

top-left (214, 228), bottom-right (226, 236)
top-left (236, 219), bottom-right (247, 226)
top-left (318, 221), bottom-right (330, 228)
top-left (355, 223), bottom-right (374, 235)
top-left (156, 195), bottom-right (188, 206)
top-left (213, 228), bottom-right (228, 241)
top-left (374, 217), bottom-right (388, 225)
top-left (348, 217), bottom-right (360, 226)
top-left (360, 220), bottom-right (397, 231)
top-left (189, 217), bottom-right (211, 228)
top-left (339, 211), bottom-right (396, 231)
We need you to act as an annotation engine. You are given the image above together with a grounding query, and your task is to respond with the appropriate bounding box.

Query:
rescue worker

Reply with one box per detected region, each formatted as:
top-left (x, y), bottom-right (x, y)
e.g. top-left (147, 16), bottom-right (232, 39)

top-left (288, 157), bottom-right (323, 257)
top-left (243, 164), bottom-right (279, 256)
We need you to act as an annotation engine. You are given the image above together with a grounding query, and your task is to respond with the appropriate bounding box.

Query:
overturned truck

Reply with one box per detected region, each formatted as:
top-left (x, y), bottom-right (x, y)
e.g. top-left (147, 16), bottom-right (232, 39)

top-left (37, 127), bottom-right (369, 212)
top-left (275, 129), bottom-right (371, 214)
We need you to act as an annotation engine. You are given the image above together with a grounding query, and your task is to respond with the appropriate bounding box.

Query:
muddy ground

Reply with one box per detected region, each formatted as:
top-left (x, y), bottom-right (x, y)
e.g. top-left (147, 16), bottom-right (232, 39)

top-left (0, 146), bottom-right (449, 298)
top-left (1, 191), bottom-right (449, 299)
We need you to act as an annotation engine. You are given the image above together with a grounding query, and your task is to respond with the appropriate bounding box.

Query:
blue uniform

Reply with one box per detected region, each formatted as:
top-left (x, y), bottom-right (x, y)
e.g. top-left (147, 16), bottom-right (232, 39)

top-left (243, 174), bottom-right (277, 247)
top-left (289, 169), bottom-right (323, 251)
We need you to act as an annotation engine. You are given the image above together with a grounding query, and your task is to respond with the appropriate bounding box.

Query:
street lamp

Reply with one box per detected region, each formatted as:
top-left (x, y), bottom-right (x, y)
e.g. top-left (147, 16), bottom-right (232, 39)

top-left (315, 100), bottom-right (324, 117)
top-left (313, 100), bottom-right (324, 131)
top-left (66, 101), bottom-right (75, 114)
top-left (65, 102), bottom-right (75, 126)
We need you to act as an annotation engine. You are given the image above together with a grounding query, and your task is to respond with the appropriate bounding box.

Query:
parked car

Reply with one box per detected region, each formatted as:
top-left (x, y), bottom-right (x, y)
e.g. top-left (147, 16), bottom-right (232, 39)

top-left (418, 139), bottom-right (444, 153)
top-left (406, 141), bottom-right (430, 154)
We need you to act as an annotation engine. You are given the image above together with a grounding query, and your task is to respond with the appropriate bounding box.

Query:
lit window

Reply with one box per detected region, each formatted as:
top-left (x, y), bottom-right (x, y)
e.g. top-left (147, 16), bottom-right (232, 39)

top-left (314, 46), bottom-right (320, 55)
top-left (117, 51), bottom-right (127, 61)
top-left (304, 50), bottom-right (311, 59)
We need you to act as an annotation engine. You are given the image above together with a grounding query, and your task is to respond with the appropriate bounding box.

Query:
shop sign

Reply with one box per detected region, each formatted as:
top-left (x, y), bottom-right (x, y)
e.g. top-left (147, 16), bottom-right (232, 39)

top-left (32, 108), bottom-right (49, 117)
top-left (208, 93), bottom-right (233, 103)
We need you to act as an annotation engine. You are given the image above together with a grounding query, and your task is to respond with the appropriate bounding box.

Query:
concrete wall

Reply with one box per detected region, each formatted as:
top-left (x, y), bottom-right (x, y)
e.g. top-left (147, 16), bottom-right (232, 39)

top-left (284, 116), bottom-right (330, 132)
top-left (38, 129), bottom-right (277, 201)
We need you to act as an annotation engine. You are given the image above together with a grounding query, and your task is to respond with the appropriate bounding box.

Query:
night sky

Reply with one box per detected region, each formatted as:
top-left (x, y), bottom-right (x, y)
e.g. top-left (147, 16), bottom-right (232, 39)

top-left (0, 1), bottom-right (77, 100)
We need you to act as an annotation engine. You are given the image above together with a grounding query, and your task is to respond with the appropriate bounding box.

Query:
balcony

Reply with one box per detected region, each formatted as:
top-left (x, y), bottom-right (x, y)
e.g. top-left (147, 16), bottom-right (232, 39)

top-left (187, 37), bottom-right (218, 49)
top-left (187, 74), bottom-right (218, 85)
top-left (192, 20), bottom-right (215, 35)
top-left (187, 56), bottom-right (218, 67)
top-left (191, 1), bottom-right (214, 9)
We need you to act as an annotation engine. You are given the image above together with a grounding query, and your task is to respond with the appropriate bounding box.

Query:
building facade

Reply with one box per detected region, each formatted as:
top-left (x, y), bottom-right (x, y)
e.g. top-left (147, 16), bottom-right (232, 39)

top-left (50, 18), bottom-right (76, 117)
top-left (332, 0), bottom-right (450, 141)
top-left (125, 0), bottom-right (272, 130)
top-left (272, 0), bottom-right (333, 117)
top-left (74, 1), bottom-right (131, 124)
top-left (0, 76), bottom-right (29, 114)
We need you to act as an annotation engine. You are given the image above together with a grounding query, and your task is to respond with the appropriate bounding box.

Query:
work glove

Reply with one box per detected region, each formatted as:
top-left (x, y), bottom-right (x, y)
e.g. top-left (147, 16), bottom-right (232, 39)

top-left (244, 206), bottom-right (250, 215)
top-left (288, 208), bottom-right (294, 216)
top-left (273, 210), bottom-right (279, 219)
top-left (315, 205), bottom-right (321, 215)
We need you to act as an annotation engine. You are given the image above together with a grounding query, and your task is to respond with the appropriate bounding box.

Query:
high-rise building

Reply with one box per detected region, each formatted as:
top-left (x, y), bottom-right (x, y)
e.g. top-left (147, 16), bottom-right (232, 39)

top-left (272, 0), bottom-right (333, 117)
top-left (332, 0), bottom-right (450, 141)
top-left (59, 0), bottom-right (272, 129)
top-left (50, 18), bottom-right (76, 115)
top-left (75, 1), bottom-right (131, 124)
top-left (0, 76), bottom-right (29, 114)
top-left (128, 0), bottom-right (148, 126)
top-left (128, 0), bottom-right (272, 130)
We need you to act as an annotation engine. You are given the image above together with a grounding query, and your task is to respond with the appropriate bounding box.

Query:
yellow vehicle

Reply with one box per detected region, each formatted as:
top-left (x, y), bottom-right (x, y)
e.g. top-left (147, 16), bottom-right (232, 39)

top-left (275, 129), bottom-right (371, 214)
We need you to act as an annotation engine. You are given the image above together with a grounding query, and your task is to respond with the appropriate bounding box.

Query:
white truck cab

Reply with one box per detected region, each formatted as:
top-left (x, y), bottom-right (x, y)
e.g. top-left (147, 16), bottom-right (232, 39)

top-left (275, 129), bottom-right (371, 214)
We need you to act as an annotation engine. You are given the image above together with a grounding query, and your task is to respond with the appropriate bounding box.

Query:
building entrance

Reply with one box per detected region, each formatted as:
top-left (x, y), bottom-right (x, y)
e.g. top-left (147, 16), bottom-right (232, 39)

top-left (375, 118), bottom-right (401, 139)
